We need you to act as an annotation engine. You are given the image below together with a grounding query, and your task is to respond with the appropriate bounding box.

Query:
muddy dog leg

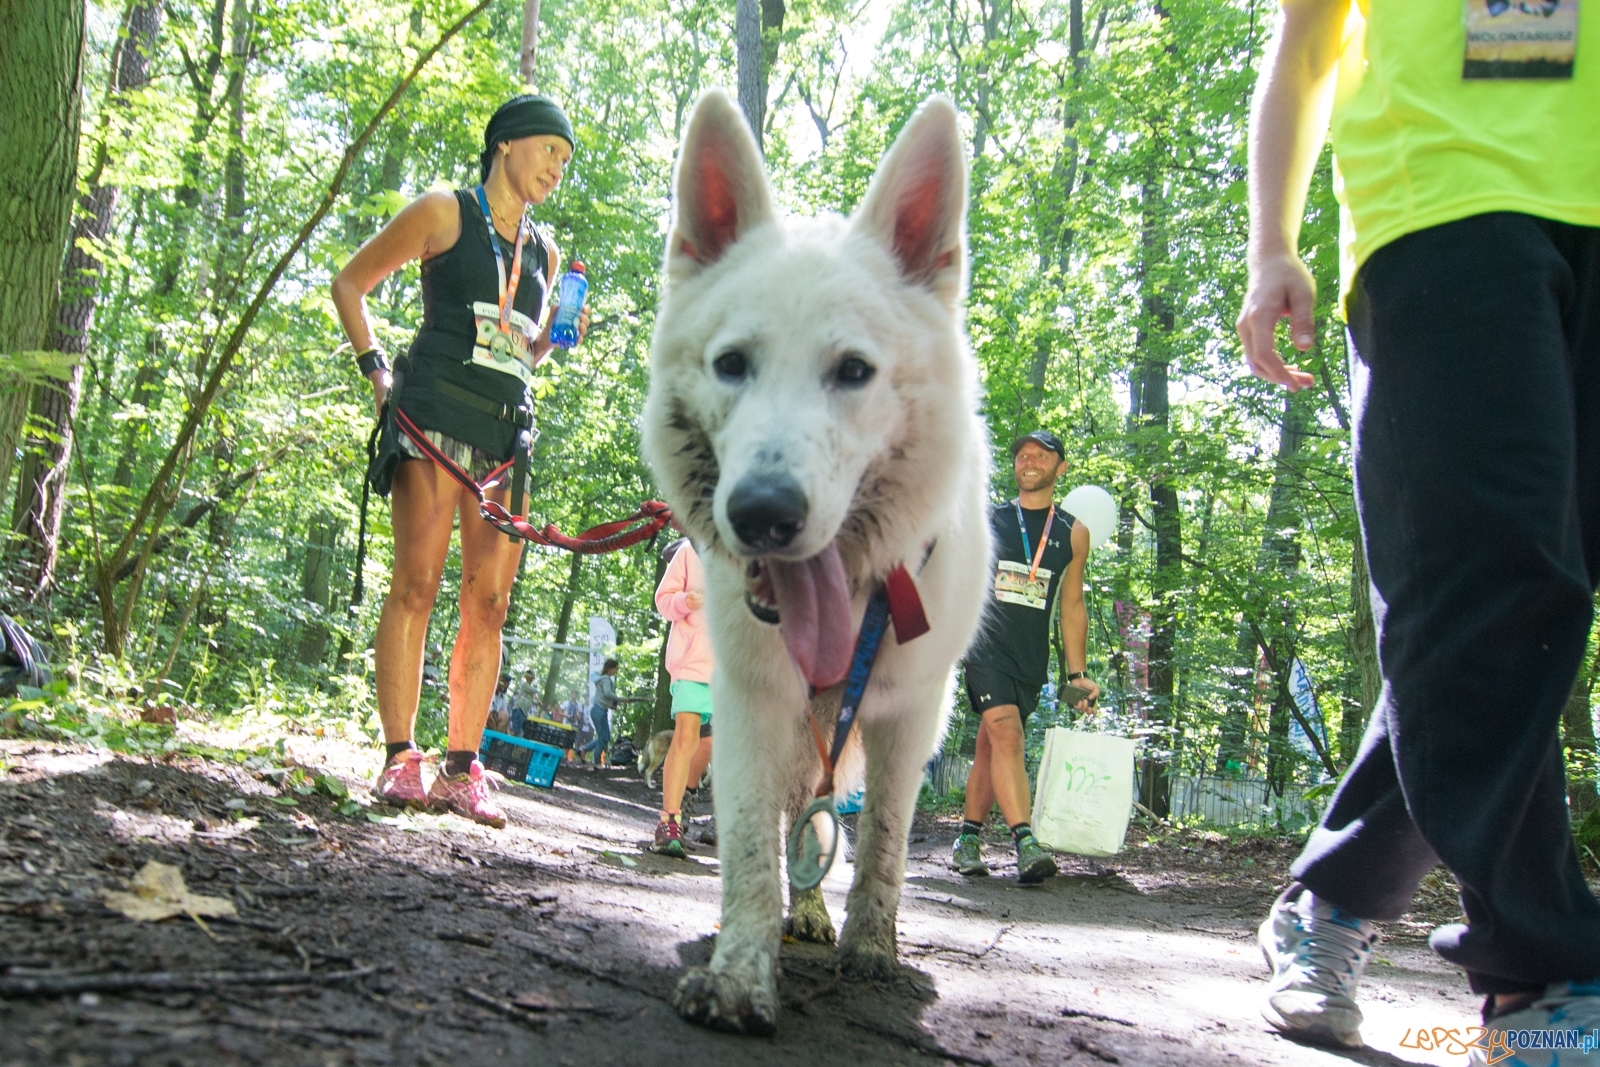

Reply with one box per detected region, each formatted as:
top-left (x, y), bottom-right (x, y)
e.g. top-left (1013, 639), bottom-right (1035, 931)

top-left (673, 680), bottom-right (794, 1035)
top-left (783, 788), bottom-right (837, 945)
top-left (836, 683), bottom-right (945, 978)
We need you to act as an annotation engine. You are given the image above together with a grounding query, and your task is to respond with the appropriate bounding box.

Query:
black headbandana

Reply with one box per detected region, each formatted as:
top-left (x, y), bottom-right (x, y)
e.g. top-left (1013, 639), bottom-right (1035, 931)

top-left (479, 94), bottom-right (576, 182)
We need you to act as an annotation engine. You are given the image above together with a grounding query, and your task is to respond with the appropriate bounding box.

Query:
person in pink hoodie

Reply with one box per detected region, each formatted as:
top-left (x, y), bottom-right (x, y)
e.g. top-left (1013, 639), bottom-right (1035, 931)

top-left (651, 538), bottom-right (713, 857)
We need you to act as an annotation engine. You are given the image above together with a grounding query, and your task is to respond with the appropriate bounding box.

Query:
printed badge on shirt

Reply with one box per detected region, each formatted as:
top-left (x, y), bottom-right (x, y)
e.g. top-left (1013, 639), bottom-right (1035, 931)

top-left (994, 560), bottom-right (1052, 610)
top-left (470, 301), bottom-right (539, 386)
top-left (1463, 0), bottom-right (1578, 79)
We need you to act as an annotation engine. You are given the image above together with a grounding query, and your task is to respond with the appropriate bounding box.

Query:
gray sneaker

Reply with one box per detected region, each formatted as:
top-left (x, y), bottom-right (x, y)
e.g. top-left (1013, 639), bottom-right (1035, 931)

top-left (952, 833), bottom-right (988, 877)
top-left (1471, 980), bottom-right (1600, 1066)
top-left (1259, 883), bottom-right (1378, 1048)
top-left (1015, 833), bottom-right (1058, 885)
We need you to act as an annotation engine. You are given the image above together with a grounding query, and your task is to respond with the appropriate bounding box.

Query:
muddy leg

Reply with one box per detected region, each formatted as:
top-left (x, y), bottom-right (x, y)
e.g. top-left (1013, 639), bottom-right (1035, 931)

top-left (783, 789), bottom-right (836, 944)
top-left (672, 680), bottom-right (791, 1035)
top-left (837, 687), bottom-right (942, 978)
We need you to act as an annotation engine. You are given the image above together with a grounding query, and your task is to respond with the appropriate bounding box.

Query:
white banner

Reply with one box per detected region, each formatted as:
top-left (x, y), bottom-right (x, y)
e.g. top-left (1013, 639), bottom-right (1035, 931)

top-left (587, 616), bottom-right (615, 707)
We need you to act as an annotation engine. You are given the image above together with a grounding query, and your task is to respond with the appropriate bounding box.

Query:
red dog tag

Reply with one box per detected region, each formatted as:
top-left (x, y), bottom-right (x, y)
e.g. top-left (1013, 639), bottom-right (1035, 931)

top-left (885, 563), bottom-right (930, 643)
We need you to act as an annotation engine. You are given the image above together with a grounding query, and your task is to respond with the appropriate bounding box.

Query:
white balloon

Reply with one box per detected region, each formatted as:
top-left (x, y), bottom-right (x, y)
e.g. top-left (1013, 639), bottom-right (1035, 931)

top-left (1061, 485), bottom-right (1117, 550)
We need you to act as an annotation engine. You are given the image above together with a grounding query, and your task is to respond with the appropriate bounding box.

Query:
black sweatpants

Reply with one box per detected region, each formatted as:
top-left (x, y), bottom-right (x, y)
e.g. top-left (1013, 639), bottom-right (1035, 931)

top-left (1291, 213), bottom-right (1600, 995)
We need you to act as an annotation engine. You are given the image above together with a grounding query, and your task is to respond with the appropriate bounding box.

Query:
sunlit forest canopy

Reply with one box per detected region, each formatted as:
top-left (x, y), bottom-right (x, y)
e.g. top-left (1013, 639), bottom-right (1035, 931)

top-left (3, 0), bottom-right (1596, 814)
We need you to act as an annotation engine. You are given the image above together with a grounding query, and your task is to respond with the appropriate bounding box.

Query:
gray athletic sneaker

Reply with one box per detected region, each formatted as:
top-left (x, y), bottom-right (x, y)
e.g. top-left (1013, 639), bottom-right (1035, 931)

top-left (1259, 883), bottom-right (1379, 1048)
top-left (952, 833), bottom-right (988, 877)
top-left (1015, 833), bottom-right (1059, 885)
top-left (1470, 980), bottom-right (1600, 1066)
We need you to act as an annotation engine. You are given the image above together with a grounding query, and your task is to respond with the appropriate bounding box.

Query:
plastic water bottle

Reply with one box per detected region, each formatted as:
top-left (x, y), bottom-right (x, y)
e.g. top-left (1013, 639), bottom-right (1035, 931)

top-left (549, 262), bottom-right (588, 349)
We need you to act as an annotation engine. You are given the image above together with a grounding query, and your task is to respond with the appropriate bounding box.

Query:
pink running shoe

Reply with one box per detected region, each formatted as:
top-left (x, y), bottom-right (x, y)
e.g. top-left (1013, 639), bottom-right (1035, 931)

top-left (426, 760), bottom-right (506, 828)
top-left (375, 749), bottom-right (428, 808)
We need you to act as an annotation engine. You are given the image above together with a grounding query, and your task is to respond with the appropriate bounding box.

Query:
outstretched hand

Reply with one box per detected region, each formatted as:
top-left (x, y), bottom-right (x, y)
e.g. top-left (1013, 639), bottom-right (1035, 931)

top-left (1236, 252), bottom-right (1319, 391)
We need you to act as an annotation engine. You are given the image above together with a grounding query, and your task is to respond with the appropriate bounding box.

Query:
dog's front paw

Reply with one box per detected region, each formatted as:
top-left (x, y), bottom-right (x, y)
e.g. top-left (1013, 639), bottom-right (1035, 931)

top-left (837, 926), bottom-right (898, 979)
top-left (673, 965), bottom-right (779, 1035)
top-left (784, 885), bottom-right (836, 945)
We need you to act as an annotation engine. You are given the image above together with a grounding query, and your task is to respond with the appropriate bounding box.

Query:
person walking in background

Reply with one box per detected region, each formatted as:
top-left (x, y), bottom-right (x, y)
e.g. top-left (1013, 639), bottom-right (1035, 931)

top-left (651, 539), bottom-right (714, 858)
top-left (952, 431), bottom-right (1098, 884)
top-left (1236, 0), bottom-right (1600, 1055)
top-left (488, 675), bottom-right (511, 734)
top-left (511, 668), bottom-right (539, 726)
top-left (580, 659), bottom-right (619, 767)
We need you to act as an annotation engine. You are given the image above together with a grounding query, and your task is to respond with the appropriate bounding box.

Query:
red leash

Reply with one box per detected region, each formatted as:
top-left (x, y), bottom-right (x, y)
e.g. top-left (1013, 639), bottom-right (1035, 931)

top-left (394, 408), bottom-right (672, 554)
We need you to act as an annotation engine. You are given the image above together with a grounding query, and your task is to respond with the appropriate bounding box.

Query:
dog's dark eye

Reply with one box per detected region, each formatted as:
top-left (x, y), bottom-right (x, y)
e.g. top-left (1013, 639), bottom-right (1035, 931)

top-left (834, 355), bottom-right (875, 387)
top-left (713, 350), bottom-right (749, 382)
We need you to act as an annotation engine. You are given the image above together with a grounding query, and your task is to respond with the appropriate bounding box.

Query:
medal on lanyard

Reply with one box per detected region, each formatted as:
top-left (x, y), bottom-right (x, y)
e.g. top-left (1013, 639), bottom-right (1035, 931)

top-left (1014, 500), bottom-right (1055, 585)
top-left (474, 185), bottom-right (527, 362)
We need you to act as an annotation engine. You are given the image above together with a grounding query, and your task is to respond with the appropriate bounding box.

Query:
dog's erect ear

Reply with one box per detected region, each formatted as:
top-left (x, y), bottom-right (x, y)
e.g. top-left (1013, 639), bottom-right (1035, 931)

top-left (851, 96), bottom-right (967, 303)
top-left (667, 90), bottom-right (775, 279)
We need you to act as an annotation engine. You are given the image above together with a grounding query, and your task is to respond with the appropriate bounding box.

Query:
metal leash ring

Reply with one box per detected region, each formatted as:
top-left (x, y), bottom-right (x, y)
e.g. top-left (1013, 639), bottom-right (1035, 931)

top-left (786, 795), bottom-right (840, 891)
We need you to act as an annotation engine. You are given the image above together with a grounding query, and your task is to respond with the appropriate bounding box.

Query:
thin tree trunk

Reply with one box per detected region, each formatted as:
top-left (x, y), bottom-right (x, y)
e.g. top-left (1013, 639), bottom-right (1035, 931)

top-left (1130, 174), bottom-right (1180, 816)
top-left (0, 0), bottom-right (86, 521)
top-left (297, 510), bottom-right (338, 666)
top-left (736, 0), bottom-right (764, 150)
top-left (1216, 391), bottom-right (1309, 775)
top-left (542, 552), bottom-right (584, 707)
top-left (519, 0), bottom-right (542, 86)
top-left (1564, 646), bottom-right (1598, 819)
top-left (1341, 537), bottom-right (1380, 766)
top-left (12, 0), bottom-right (163, 595)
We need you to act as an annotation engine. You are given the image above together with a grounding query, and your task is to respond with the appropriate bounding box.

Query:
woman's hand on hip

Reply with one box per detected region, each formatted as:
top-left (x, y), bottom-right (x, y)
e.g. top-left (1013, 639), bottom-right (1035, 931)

top-left (369, 369), bottom-right (392, 418)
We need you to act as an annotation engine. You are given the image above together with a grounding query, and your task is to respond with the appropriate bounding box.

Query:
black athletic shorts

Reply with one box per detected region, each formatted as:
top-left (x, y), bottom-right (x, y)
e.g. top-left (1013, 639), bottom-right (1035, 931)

top-left (700, 719), bottom-right (712, 739)
top-left (963, 663), bottom-right (1042, 722)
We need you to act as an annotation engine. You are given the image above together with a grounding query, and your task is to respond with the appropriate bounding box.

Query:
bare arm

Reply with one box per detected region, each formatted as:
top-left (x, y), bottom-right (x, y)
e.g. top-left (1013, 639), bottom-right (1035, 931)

top-left (1060, 520), bottom-right (1099, 710)
top-left (330, 191), bottom-right (461, 412)
top-left (1235, 0), bottom-right (1350, 390)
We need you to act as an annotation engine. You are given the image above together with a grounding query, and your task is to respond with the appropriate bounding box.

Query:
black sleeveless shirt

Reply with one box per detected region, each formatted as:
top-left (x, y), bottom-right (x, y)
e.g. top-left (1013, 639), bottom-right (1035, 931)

top-left (396, 188), bottom-right (551, 462)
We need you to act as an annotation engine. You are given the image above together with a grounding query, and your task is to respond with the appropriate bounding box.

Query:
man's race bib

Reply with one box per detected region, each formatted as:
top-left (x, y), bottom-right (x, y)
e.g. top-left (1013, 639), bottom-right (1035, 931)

top-left (994, 560), bottom-right (1052, 610)
top-left (470, 300), bottom-right (539, 386)
top-left (1464, 0), bottom-right (1578, 79)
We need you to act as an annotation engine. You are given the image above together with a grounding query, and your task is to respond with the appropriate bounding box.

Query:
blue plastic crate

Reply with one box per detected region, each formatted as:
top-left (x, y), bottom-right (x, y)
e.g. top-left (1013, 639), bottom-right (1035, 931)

top-left (479, 730), bottom-right (563, 788)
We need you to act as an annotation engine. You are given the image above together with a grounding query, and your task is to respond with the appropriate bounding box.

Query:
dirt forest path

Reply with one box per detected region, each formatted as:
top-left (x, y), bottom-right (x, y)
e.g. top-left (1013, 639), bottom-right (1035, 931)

top-left (1, 738), bottom-right (1489, 1067)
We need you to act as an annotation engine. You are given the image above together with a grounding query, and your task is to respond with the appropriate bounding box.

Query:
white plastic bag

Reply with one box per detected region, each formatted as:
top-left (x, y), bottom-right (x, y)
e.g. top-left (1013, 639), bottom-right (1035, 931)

top-left (1031, 728), bottom-right (1137, 856)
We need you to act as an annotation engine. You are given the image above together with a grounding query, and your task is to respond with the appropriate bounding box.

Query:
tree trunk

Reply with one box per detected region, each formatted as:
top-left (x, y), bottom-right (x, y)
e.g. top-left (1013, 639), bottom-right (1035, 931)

top-left (1564, 650), bottom-right (1598, 819)
top-left (0, 0), bottom-right (86, 520)
top-left (519, 0), bottom-right (542, 86)
top-left (1215, 391), bottom-right (1309, 776)
top-left (1131, 175), bottom-right (1179, 816)
top-left (542, 551), bottom-right (584, 707)
top-left (297, 510), bottom-right (338, 666)
top-left (735, 0), bottom-right (764, 150)
top-left (1341, 536), bottom-right (1381, 766)
top-left (12, 0), bottom-right (163, 595)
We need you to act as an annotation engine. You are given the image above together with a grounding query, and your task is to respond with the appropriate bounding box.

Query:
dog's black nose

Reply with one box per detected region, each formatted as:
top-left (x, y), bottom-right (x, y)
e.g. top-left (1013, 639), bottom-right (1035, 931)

top-left (727, 475), bottom-right (808, 550)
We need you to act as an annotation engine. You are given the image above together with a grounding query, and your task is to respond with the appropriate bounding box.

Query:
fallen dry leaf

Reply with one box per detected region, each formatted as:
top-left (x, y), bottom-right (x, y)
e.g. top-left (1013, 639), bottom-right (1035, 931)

top-left (103, 861), bottom-right (238, 922)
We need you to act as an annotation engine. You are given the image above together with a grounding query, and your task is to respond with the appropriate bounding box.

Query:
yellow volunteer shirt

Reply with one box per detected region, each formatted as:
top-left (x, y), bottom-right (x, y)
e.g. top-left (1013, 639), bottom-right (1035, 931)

top-left (1330, 0), bottom-right (1600, 305)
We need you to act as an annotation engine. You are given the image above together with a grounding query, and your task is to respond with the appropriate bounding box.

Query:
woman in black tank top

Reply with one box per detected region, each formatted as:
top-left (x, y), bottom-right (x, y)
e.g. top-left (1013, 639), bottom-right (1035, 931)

top-left (330, 95), bottom-right (587, 826)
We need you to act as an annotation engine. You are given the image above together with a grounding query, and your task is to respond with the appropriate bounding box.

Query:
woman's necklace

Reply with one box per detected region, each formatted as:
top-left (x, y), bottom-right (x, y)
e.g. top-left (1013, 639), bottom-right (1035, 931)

top-left (487, 194), bottom-right (525, 237)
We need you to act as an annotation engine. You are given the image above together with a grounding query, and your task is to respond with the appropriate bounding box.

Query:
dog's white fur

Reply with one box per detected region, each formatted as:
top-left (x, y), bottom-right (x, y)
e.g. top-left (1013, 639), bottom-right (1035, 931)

top-left (641, 90), bottom-right (991, 1035)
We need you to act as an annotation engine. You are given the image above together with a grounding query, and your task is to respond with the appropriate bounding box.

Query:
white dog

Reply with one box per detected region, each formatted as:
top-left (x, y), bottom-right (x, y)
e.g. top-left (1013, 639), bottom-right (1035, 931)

top-left (641, 90), bottom-right (991, 1035)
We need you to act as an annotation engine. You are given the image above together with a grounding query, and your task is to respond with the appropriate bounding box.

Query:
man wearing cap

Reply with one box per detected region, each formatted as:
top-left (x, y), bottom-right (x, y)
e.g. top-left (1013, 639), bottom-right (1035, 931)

top-left (953, 431), bottom-right (1099, 883)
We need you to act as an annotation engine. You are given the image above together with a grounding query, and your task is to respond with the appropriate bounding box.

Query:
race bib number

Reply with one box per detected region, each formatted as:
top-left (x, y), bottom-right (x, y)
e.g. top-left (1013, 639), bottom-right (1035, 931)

top-left (470, 301), bottom-right (539, 386)
top-left (994, 560), bottom-right (1052, 610)
top-left (1464, 0), bottom-right (1578, 78)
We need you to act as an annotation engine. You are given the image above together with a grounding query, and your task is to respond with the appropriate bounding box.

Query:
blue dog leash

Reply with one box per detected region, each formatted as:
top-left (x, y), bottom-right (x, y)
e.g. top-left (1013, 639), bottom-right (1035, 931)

top-left (786, 585), bottom-right (895, 890)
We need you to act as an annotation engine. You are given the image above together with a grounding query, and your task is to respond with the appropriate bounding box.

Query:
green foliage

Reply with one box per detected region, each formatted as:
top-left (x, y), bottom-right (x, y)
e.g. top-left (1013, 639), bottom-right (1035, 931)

top-left (2, 0), bottom-right (1590, 833)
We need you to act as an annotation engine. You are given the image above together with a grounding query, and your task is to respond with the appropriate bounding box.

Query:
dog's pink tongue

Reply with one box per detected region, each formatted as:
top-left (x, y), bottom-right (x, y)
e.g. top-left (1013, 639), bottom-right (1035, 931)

top-left (768, 542), bottom-right (853, 690)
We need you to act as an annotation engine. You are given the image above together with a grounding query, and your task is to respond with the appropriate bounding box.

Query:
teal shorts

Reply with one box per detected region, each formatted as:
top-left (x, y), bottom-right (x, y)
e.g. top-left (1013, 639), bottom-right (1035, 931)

top-left (670, 680), bottom-right (713, 722)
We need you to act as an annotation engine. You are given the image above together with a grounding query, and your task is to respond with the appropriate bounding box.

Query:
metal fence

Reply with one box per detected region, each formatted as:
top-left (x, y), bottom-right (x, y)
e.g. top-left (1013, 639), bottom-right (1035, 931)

top-left (926, 750), bottom-right (974, 797)
top-left (1166, 774), bottom-right (1325, 828)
